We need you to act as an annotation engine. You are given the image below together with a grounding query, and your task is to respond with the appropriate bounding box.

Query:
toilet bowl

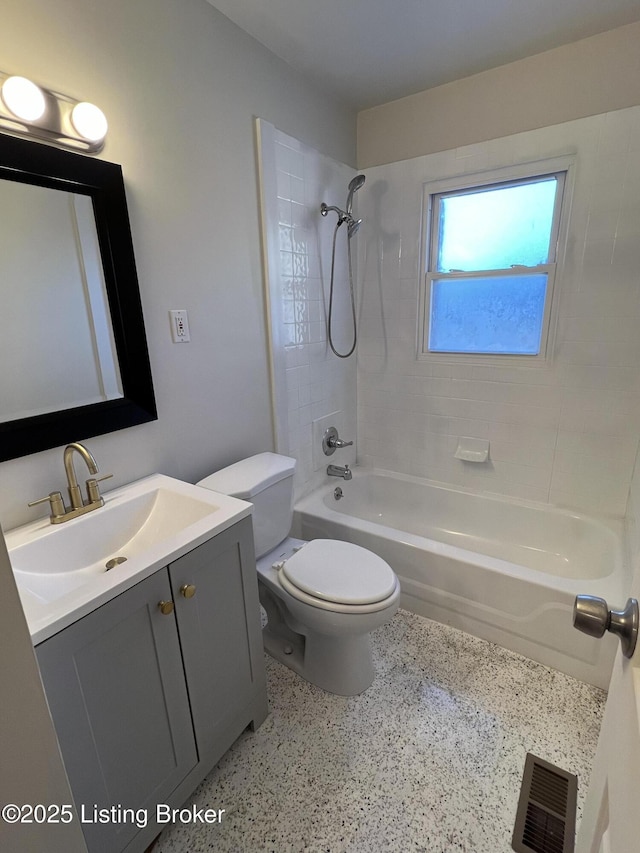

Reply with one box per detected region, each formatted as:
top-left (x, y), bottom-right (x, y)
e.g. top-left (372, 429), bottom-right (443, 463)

top-left (258, 536), bottom-right (400, 695)
top-left (197, 453), bottom-right (400, 695)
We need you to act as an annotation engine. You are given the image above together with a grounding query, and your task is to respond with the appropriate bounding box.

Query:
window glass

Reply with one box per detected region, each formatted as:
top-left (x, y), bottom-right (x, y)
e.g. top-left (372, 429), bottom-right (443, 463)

top-left (423, 166), bottom-right (568, 360)
top-left (429, 274), bottom-right (548, 354)
top-left (437, 178), bottom-right (558, 272)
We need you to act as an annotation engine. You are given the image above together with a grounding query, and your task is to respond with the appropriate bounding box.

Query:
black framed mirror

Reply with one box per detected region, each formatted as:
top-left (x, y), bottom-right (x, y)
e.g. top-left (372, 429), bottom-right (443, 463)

top-left (0, 133), bottom-right (156, 462)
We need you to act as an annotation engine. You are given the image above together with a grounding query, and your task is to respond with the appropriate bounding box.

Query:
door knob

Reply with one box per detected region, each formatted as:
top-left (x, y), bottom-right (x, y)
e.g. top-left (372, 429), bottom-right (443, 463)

top-left (158, 600), bottom-right (174, 615)
top-left (573, 595), bottom-right (638, 658)
top-left (180, 584), bottom-right (196, 599)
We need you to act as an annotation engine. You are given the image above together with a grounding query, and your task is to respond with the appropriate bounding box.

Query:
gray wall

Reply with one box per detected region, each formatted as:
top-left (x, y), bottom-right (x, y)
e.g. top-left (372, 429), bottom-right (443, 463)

top-left (0, 0), bottom-right (356, 532)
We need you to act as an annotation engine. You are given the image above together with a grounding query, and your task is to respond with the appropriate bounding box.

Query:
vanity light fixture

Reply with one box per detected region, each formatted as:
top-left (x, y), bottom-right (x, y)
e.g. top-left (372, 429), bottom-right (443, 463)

top-left (1, 76), bottom-right (46, 122)
top-left (0, 70), bottom-right (107, 152)
top-left (70, 102), bottom-right (108, 144)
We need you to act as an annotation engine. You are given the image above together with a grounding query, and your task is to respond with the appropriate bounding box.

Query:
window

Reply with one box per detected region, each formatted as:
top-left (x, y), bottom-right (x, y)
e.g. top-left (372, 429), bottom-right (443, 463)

top-left (421, 163), bottom-right (569, 362)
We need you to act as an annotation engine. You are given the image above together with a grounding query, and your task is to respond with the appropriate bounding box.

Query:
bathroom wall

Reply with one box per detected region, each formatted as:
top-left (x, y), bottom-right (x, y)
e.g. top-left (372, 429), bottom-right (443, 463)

top-left (0, 0), bottom-right (355, 532)
top-left (258, 121), bottom-right (357, 498)
top-left (0, 0), bottom-right (356, 828)
top-left (358, 21), bottom-right (640, 168)
top-left (356, 107), bottom-right (640, 517)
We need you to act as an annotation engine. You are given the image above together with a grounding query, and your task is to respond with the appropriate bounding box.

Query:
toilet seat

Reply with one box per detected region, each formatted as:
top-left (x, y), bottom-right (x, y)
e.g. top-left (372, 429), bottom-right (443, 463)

top-left (275, 539), bottom-right (399, 613)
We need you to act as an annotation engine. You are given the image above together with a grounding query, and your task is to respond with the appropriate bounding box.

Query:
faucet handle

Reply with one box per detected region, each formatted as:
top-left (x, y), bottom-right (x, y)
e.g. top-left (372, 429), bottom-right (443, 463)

top-left (323, 426), bottom-right (354, 455)
top-left (28, 491), bottom-right (66, 520)
top-left (86, 474), bottom-right (113, 504)
top-left (329, 437), bottom-right (353, 449)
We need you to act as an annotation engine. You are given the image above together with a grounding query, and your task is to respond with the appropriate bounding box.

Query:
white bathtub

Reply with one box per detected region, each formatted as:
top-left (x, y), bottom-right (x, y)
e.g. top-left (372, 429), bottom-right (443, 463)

top-left (293, 469), bottom-right (629, 688)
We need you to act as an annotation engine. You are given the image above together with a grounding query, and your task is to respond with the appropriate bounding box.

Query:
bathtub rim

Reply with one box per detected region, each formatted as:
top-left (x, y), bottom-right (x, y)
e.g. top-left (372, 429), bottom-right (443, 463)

top-left (294, 466), bottom-right (629, 602)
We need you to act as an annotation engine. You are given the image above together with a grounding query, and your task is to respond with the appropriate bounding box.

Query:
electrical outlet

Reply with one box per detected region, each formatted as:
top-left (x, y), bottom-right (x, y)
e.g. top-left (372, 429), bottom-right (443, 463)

top-left (169, 309), bottom-right (191, 343)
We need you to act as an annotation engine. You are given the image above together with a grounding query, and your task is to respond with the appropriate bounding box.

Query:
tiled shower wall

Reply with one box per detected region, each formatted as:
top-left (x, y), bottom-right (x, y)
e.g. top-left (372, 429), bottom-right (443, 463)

top-left (258, 120), bottom-right (357, 498)
top-left (356, 106), bottom-right (640, 517)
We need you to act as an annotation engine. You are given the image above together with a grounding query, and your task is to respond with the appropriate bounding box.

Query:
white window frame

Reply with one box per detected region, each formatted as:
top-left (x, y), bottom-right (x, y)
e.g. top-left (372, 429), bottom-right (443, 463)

top-left (418, 156), bottom-right (574, 367)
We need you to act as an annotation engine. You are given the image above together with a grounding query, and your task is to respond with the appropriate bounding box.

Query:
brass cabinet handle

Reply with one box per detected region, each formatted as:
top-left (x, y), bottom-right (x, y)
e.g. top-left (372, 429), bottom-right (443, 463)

top-left (180, 584), bottom-right (196, 599)
top-left (158, 600), bottom-right (174, 615)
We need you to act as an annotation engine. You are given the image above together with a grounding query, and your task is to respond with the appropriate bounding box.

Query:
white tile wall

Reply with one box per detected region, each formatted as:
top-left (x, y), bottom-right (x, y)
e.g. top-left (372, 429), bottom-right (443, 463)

top-left (258, 121), bottom-right (357, 498)
top-left (356, 107), bottom-right (640, 517)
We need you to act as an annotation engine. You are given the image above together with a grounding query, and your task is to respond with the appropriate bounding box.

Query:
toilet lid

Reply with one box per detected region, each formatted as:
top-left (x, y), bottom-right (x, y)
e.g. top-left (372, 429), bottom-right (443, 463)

top-left (280, 539), bottom-right (397, 605)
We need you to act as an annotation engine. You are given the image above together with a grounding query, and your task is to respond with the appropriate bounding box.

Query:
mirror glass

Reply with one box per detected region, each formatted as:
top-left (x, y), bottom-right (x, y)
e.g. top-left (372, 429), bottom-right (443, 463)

top-left (1, 181), bottom-right (122, 422)
top-left (0, 134), bottom-right (156, 461)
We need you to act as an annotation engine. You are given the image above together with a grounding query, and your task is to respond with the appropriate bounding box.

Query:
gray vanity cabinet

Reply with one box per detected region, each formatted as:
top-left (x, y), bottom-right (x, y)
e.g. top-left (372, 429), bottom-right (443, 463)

top-left (168, 518), bottom-right (266, 760)
top-left (36, 517), bottom-right (268, 853)
top-left (35, 569), bottom-right (197, 853)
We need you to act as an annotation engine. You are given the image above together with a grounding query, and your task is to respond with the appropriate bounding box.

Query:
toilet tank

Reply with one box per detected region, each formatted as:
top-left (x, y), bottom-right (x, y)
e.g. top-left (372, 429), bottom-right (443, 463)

top-left (197, 452), bottom-right (296, 558)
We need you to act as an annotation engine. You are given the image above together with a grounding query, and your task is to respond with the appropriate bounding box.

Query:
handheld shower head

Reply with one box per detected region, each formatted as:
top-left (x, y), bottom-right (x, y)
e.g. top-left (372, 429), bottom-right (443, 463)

top-left (347, 218), bottom-right (362, 238)
top-left (320, 175), bottom-right (365, 238)
top-left (345, 174), bottom-right (365, 215)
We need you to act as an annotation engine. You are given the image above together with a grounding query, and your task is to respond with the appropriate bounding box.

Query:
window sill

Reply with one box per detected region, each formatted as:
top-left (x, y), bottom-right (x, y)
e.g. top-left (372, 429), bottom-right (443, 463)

top-left (416, 350), bottom-right (552, 369)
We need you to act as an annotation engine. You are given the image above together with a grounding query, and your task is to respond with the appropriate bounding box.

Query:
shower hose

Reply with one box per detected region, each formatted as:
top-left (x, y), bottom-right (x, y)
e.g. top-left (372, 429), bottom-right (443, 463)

top-left (327, 219), bottom-right (357, 359)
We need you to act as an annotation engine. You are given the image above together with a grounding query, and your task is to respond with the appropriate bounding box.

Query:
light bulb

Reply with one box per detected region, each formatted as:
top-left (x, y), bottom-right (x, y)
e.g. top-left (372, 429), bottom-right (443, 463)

top-left (71, 101), bottom-right (108, 143)
top-left (1, 76), bottom-right (46, 122)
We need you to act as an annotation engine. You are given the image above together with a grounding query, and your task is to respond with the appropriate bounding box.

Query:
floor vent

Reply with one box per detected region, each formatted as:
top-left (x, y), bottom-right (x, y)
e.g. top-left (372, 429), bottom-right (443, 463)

top-left (512, 753), bottom-right (577, 853)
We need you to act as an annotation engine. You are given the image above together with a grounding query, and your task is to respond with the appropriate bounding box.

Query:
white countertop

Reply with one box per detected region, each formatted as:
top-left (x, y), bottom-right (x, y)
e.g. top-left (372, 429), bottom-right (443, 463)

top-left (6, 474), bottom-right (252, 644)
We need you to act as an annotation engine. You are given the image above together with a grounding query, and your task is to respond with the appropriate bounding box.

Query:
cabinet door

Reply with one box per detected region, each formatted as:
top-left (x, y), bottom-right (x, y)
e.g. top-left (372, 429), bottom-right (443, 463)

top-left (36, 570), bottom-right (197, 853)
top-left (169, 518), bottom-right (265, 757)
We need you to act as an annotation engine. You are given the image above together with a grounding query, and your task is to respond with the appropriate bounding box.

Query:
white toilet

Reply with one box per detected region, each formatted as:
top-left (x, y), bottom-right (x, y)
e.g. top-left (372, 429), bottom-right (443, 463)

top-left (198, 452), bottom-right (400, 696)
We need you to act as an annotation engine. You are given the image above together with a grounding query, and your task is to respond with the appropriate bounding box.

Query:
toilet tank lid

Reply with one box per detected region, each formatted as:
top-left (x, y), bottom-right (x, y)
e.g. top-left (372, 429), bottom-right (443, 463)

top-left (197, 452), bottom-right (296, 499)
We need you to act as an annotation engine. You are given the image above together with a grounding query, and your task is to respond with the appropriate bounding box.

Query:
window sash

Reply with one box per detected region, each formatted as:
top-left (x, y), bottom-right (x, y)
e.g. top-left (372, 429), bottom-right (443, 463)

top-left (420, 167), bottom-right (568, 362)
top-left (425, 265), bottom-right (555, 356)
top-left (428, 171), bottom-right (566, 275)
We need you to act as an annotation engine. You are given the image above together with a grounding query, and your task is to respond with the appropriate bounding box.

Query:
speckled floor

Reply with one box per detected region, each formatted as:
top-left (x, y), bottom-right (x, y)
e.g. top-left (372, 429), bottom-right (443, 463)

top-left (154, 609), bottom-right (606, 853)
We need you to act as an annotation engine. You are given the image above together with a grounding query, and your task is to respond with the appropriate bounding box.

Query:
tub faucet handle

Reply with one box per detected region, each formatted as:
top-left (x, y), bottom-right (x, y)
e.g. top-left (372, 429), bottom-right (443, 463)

top-left (331, 437), bottom-right (353, 448)
top-left (323, 426), bottom-right (353, 456)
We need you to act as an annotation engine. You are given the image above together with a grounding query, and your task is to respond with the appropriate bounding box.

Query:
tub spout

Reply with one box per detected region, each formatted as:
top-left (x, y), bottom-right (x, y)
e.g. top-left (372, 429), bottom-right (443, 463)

top-left (327, 464), bottom-right (352, 481)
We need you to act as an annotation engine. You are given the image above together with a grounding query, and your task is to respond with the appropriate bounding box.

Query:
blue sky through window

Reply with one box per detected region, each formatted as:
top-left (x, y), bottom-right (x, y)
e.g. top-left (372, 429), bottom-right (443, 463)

top-left (437, 178), bottom-right (558, 272)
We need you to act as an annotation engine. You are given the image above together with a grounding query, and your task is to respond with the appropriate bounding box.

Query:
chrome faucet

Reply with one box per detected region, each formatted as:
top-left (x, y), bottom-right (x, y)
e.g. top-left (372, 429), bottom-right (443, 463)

top-left (28, 442), bottom-right (113, 524)
top-left (327, 463), bottom-right (352, 481)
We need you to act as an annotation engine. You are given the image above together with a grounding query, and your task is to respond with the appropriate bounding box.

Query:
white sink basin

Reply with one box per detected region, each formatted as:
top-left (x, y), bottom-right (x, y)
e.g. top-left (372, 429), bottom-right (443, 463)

top-left (6, 474), bottom-right (252, 644)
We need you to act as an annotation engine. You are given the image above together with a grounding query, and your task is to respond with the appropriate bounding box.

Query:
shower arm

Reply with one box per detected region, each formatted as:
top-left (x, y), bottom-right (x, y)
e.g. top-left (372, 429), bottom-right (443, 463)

top-left (320, 202), bottom-right (348, 224)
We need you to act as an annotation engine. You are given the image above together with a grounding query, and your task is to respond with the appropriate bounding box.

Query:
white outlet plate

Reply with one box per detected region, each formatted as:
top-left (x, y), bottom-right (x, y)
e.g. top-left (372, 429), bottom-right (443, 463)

top-left (169, 309), bottom-right (191, 343)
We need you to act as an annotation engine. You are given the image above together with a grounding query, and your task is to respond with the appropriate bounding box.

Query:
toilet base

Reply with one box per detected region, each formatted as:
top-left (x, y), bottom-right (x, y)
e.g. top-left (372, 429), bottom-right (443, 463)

top-left (259, 581), bottom-right (377, 696)
top-left (262, 623), bottom-right (375, 696)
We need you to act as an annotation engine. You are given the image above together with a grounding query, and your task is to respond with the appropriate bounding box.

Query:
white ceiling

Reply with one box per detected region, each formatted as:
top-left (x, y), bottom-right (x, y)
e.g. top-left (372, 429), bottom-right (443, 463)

top-left (206, 0), bottom-right (640, 110)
